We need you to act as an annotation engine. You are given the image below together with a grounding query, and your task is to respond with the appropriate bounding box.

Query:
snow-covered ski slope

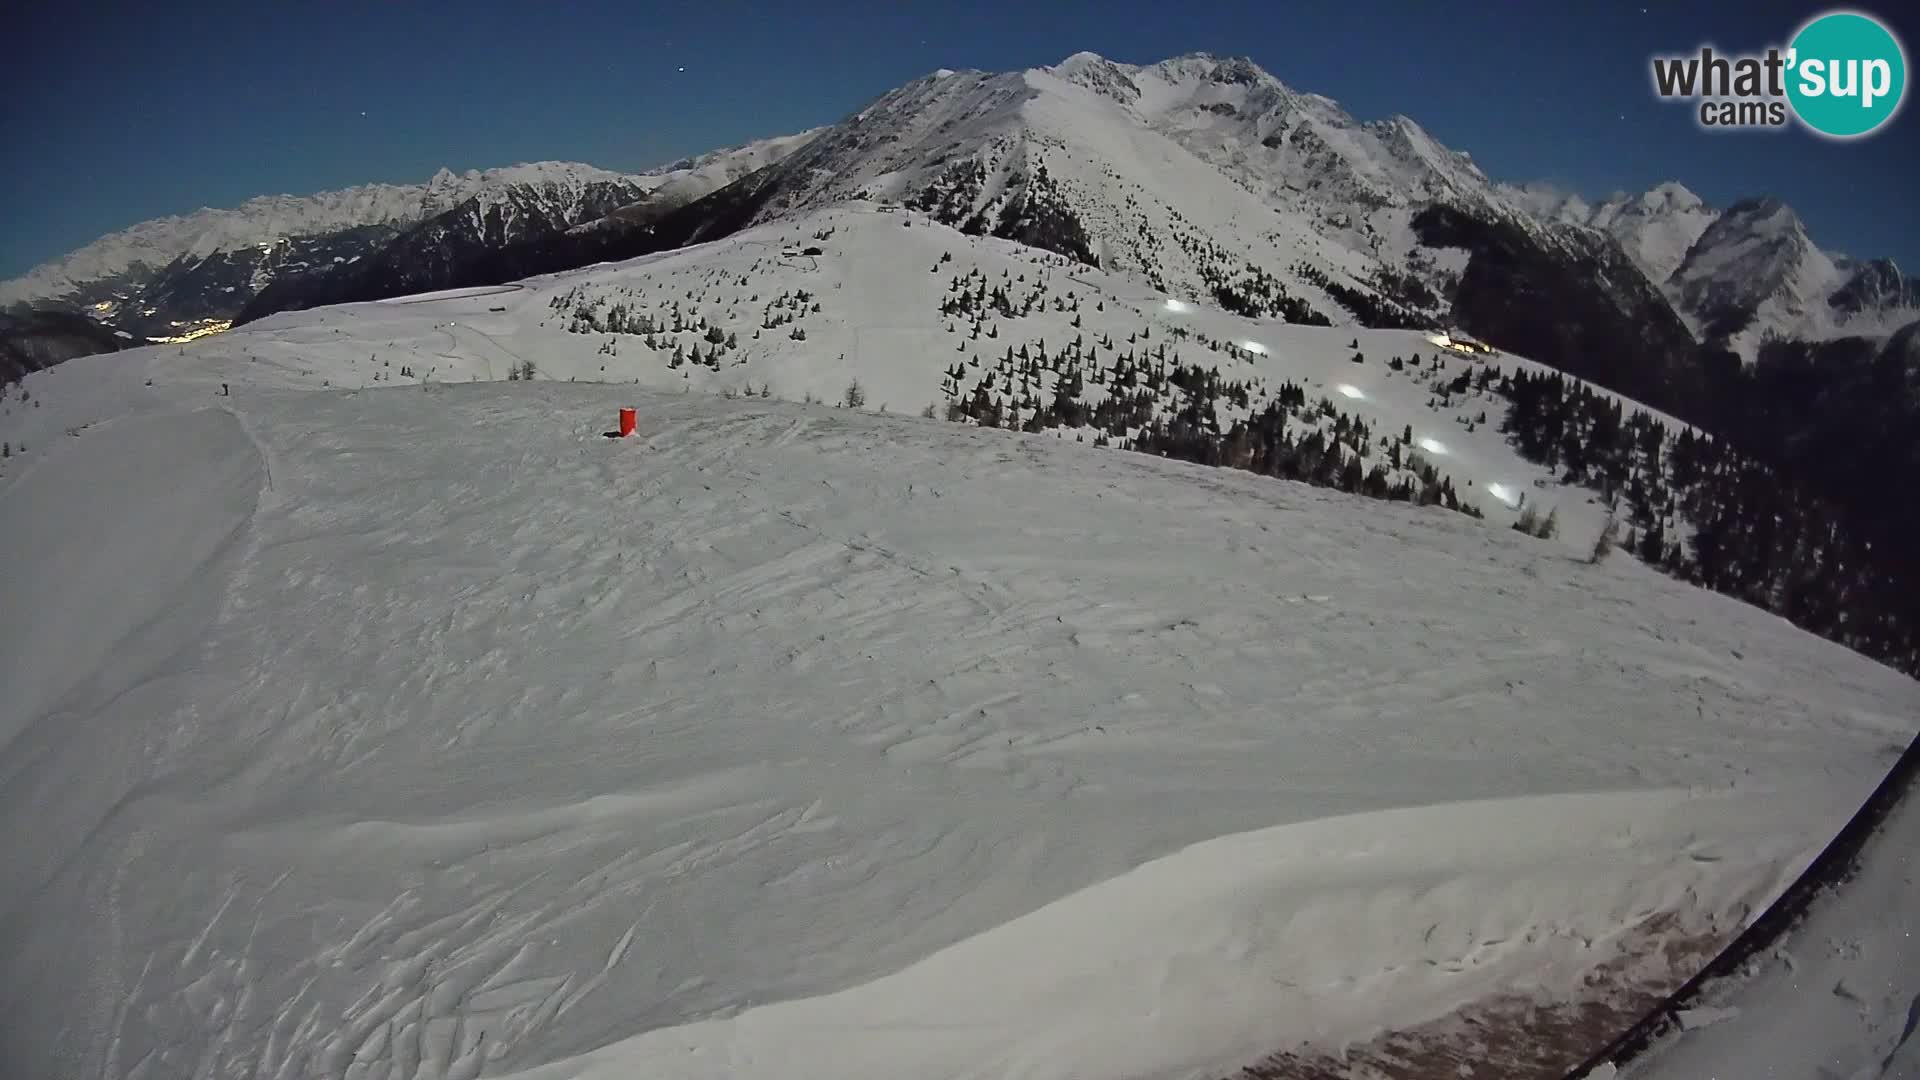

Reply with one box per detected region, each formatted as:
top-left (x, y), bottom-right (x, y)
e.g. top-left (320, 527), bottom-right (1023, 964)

top-left (3, 208), bottom-right (1917, 1080)
top-left (198, 204), bottom-right (1661, 546)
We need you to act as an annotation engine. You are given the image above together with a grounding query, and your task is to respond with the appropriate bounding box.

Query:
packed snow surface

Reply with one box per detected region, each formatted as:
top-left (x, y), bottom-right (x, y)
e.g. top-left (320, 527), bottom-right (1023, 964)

top-left (3, 210), bottom-right (1917, 1080)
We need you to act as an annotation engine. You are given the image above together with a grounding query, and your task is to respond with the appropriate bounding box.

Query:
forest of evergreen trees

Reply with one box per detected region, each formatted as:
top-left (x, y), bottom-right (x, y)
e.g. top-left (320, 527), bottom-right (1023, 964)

top-left (1291, 262), bottom-right (1431, 330)
top-left (1177, 235), bottom-right (1330, 325)
top-left (1402, 203), bottom-right (1919, 675)
top-left (1497, 367), bottom-right (1919, 675)
top-left (944, 341), bottom-right (1480, 518)
top-left (907, 162), bottom-right (1099, 267)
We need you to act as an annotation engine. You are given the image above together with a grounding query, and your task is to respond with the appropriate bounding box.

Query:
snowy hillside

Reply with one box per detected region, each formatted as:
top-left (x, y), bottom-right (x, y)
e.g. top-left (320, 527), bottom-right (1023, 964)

top-left (206, 204), bottom-right (1654, 540)
top-left (4, 207), bottom-right (1917, 1080)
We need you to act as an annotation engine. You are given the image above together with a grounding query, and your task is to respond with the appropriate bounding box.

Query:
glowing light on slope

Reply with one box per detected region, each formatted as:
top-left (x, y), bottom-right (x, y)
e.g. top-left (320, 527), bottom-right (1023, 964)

top-left (1335, 384), bottom-right (1365, 400)
top-left (1164, 298), bottom-right (1190, 313)
top-left (1487, 483), bottom-right (1520, 507)
top-left (1417, 437), bottom-right (1449, 456)
top-left (149, 320), bottom-right (233, 345)
top-left (1426, 332), bottom-right (1482, 356)
top-left (1242, 341), bottom-right (1269, 356)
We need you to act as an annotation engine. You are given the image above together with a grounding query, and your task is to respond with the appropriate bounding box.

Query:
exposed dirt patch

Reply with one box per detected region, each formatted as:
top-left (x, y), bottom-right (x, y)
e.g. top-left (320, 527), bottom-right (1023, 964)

top-left (1229, 914), bottom-right (1728, 1080)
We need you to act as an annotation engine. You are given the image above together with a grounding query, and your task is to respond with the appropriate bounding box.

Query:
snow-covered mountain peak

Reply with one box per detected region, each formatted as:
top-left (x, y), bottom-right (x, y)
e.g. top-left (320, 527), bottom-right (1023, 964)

top-left (1634, 181), bottom-right (1707, 214)
top-left (1590, 183), bottom-right (1719, 284)
top-left (1047, 50), bottom-right (1144, 103)
top-left (1115, 54), bottom-right (1292, 118)
top-left (420, 165), bottom-right (499, 215)
top-left (1138, 52), bottom-right (1277, 88)
top-left (1502, 182), bottom-right (1911, 357)
top-left (462, 160), bottom-right (649, 191)
top-left (634, 129), bottom-right (824, 203)
top-left (1681, 197), bottom-right (1816, 272)
top-left (1719, 195), bottom-right (1800, 234)
top-left (1093, 55), bottom-right (1511, 235)
top-left (1368, 114), bottom-right (1493, 188)
top-left (1503, 180), bottom-right (1721, 287)
top-left (1214, 55), bottom-right (1270, 85)
top-left (1833, 255), bottom-right (1913, 304)
top-left (1052, 49), bottom-right (1111, 72)
top-left (0, 137), bottom-right (825, 321)
top-left (643, 130), bottom-right (825, 178)
top-left (0, 160), bottom-right (648, 309)
top-left (1518, 180), bottom-right (1709, 230)
top-left (1668, 194), bottom-right (1840, 352)
top-left (1544, 192), bottom-right (1595, 224)
top-left (1501, 181), bottom-right (1594, 225)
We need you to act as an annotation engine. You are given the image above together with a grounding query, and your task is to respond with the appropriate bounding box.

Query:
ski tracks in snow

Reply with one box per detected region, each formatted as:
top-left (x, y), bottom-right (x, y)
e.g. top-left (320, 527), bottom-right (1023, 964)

top-left (108, 866), bottom-right (646, 1080)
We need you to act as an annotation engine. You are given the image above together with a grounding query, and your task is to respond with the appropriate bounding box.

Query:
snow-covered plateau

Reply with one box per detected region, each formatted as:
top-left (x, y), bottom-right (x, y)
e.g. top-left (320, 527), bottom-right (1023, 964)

top-left (2, 205), bottom-right (1915, 1080)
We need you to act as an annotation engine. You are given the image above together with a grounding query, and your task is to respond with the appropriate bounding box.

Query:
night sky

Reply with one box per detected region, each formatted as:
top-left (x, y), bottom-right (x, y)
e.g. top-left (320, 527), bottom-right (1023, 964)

top-left (3, 0), bottom-right (1914, 277)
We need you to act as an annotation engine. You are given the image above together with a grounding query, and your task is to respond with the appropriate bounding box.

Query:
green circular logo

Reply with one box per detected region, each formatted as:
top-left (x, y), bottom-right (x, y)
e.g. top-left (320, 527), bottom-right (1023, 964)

top-left (1786, 11), bottom-right (1907, 138)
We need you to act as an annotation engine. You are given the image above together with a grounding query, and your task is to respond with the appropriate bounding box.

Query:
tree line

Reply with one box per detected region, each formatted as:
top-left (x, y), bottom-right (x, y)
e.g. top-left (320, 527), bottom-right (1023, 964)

top-left (1499, 366), bottom-right (1918, 674)
top-left (944, 342), bottom-right (1480, 518)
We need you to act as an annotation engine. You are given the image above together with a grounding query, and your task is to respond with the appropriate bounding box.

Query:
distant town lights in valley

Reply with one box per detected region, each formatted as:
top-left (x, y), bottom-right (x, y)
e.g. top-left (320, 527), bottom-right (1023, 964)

top-left (1335, 384), bottom-right (1365, 400)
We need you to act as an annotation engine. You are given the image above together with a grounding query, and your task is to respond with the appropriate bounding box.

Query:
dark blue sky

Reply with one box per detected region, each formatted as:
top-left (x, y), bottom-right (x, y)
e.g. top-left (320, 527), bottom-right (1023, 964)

top-left (4, 0), bottom-right (1914, 278)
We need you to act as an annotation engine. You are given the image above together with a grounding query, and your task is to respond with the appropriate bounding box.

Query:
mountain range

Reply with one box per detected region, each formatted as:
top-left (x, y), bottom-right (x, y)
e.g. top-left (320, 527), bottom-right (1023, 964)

top-left (0, 133), bottom-right (819, 342)
top-left (10, 49), bottom-right (1920, 1080)
top-left (3, 52), bottom-right (1914, 376)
